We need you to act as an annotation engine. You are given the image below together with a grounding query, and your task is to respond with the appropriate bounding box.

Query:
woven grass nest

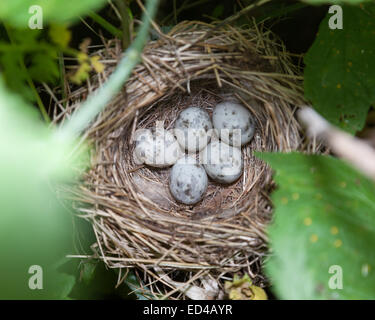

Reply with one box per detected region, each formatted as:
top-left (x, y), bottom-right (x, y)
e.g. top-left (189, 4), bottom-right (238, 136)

top-left (55, 20), bottom-right (314, 299)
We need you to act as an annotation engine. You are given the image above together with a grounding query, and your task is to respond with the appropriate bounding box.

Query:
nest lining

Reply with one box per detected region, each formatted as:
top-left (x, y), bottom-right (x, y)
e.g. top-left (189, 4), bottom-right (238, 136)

top-left (55, 21), bottom-right (314, 299)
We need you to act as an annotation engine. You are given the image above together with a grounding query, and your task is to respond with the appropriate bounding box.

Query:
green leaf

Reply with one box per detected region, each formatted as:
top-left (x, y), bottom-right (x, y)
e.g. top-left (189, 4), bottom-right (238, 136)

top-left (0, 77), bottom-right (85, 298)
top-left (43, 271), bottom-right (76, 300)
top-left (0, 27), bottom-right (60, 102)
top-left (53, 273), bottom-right (76, 300)
top-left (68, 262), bottom-right (136, 300)
top-left (49, 24), bottom-right (72, 48)
top-left (81, 262), bottom-right (98, 286)
top-left (125, 271), bottom-right (154, 300)
top-left (28, 51), bottom-right (60, 83)
top-left (0, 51), bottom-right (34, 101)
top-left (0, 0), bottom-right (108, 26)
top-left (259, 152), bottom-right (375, 299)
top-left (304, 3), bottom-right (375, 134)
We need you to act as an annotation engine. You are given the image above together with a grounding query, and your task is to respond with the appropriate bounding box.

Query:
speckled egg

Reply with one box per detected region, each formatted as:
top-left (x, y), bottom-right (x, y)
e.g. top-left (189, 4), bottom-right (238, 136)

top-left (133, 128), bottom-right (182, 167)
top-left (212, 101), bottom-right (255, 147)
top-left (174, 107), bottom-right (213, 152)
top-left (201, 140), bottom-right (243, 184)
top-left (169, 156), bottom-right (208, 205)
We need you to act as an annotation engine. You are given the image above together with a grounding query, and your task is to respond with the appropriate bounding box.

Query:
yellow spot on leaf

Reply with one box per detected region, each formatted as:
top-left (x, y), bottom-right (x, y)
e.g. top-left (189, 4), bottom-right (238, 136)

top-left (310, 234), bottom-right (318, 243)
top-left (334, 239), bottom-right (342, 248)
top-left (292, 193), bottom-right (300, 200)
top-left (330, 226), bottom-right (339, 235)
top-left (339, 181), bottom-right (347, 188)
top-left (304, 217), bottom-right (312, 226)
top-left (348, 61), bottom-right (353, 67)
top-left (281, 197), bottom-right (288, 204)
top-left (336, 83), bottom-right (341, 89)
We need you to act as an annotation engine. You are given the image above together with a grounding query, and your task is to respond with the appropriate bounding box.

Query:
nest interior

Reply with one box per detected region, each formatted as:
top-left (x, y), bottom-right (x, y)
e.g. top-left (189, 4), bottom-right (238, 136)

top-left (56, 21), bottom-right (312, 299)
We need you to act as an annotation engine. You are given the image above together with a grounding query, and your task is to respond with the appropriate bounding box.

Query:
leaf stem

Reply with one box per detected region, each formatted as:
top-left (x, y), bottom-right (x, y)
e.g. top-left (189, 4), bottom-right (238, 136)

top-left (116, 0), bottom-right (132, 49)
top-left (88, 11), bottom-right (123, 38)
top-left (57, 0), bottom-right (159, 140)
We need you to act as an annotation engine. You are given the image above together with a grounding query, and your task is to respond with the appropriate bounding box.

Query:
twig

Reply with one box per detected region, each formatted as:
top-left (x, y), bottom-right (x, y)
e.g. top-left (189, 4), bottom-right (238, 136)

top-left (298, 107), bottom-right (375, 181)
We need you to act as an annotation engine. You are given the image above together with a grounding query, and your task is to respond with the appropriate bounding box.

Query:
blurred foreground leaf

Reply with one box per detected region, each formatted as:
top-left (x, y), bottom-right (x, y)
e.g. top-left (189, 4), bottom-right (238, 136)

top-left (49, 23), bottom-right (72, 48)
top-left (259, 152), bottom-right (375, 299)
top-left (0, 78), bottom-right (87, 298)
top-left (0, 0), bottom-right (108, 26)
top-left (304, 3), bottom-right (375, 133)
top-left (0, 0), bottom-right (158, 298)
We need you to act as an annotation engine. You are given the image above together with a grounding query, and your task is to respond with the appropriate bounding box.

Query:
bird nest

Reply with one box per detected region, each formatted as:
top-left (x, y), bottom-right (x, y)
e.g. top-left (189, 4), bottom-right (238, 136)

top-left (54, 20), bottom-right (314, 299)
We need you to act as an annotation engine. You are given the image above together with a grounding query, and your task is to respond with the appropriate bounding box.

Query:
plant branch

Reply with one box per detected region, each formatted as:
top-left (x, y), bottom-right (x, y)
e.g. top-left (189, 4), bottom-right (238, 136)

top-left (57, 0), bottom-right (158, 140)
top-left (298, 107), bottom-right (375, 181)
